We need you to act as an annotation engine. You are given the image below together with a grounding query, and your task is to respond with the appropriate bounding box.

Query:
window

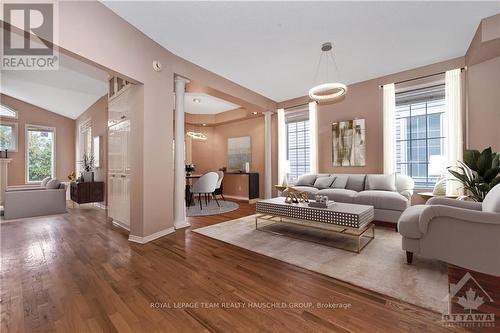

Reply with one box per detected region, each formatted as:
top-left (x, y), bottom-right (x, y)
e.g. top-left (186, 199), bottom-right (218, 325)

top-left (286, 107), bottom-right (310, 183)
top-left (26, 125), bottom-right (55, 182)
top-left (0, 105), bottom-right (17, 119)
top-left (395, 84), bottom-right (446, 188)
top-left (0, 121), bottom-right (18, 151)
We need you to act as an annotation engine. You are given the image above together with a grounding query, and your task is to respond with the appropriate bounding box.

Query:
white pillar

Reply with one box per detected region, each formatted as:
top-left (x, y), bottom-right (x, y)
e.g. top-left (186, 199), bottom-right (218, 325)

top-left (174, 76), bottom-right (190, 229)
top-left (263, 111), bottom-right (273, 199)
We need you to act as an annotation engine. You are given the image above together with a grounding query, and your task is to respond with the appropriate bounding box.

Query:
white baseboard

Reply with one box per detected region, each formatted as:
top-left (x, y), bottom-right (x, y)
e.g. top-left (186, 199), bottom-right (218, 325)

top-left (112, 220), bottom-right (130, 231)
top-left (128, 226), bottom-right (175, 244)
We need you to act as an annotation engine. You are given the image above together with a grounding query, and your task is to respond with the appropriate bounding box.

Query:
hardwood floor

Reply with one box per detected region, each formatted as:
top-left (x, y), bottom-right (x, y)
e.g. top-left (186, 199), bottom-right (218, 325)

top-left (1, 201), bottom-right (468, 333)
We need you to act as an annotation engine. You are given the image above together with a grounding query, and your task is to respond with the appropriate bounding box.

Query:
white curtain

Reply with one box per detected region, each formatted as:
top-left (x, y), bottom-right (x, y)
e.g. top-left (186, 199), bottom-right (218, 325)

top-left (277, 108), bottom-right (287, 185)
top-left (445, 68), bottom-right (463, 196)
top-left (308, 101), bottom-right (319, 174)
top-left (383, 83), bottom-right (396, 175)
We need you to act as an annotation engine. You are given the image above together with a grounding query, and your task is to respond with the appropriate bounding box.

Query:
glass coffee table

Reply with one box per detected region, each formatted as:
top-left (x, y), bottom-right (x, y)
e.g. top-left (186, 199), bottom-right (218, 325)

top-left (255, 197), bottom-right (375, 253)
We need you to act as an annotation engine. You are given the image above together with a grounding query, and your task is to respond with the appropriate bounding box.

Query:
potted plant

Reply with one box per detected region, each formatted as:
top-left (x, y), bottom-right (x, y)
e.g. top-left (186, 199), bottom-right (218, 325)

top-left (448, 147), bottom-right (500, 202)
top-left (80, 153), bottom-right (95, 182)
top-left (185, 163), bottom-right (195, 176)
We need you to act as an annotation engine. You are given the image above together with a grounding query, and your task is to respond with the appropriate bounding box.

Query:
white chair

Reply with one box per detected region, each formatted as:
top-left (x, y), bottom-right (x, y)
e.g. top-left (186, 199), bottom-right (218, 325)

top-left (191, 172), bottom-right (219, 210)
top-left (214, 171), bottom-right (225, 201)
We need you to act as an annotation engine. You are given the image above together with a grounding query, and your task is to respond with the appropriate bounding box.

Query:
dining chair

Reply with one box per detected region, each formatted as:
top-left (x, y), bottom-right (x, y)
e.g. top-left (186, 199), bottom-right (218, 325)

top-left (214, 171), bottom-right (225, 201)
top-left (191, 172), bottom-right (219, 210)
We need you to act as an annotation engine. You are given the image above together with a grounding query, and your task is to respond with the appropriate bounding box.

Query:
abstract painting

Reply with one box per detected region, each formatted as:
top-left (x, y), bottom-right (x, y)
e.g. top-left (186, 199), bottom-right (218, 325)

top-left (332, 119), bottom-right (366, 166)
top-left (228, 136), bottom-right (251, 170)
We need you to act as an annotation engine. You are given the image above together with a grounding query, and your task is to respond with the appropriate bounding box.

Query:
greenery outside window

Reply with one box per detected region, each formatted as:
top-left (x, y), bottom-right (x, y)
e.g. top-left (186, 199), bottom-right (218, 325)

top-left (26, 125), bottom-right (55, 183)
top-left (0, 122), bottom-right (18, 151)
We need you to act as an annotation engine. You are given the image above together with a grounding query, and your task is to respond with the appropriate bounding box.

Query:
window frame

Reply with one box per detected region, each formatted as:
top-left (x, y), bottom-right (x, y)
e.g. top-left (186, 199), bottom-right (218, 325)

top-left (395, 84), bottom-right (446, 188)
top-left (0, 105), bottom-right (18, 119)
top-left (286, 118), bottom-right (310, 183)
top-left (25, 124), bottom-right (56, 183)
top-left (0, 120), bottom-right (19, 152)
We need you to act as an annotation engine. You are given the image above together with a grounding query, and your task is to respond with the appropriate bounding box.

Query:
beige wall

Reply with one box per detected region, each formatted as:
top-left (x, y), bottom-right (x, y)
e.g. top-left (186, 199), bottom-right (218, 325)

top-left (187, 116), bottom-right (266, 198)
top-left (278, 57), bottom-right (466, 177)
top-left (0, 94), bottom-right (75, 186)
top-left (75, 95), bottom-right (108, 200)
top-left (49, 1), bottom-right (276, 238)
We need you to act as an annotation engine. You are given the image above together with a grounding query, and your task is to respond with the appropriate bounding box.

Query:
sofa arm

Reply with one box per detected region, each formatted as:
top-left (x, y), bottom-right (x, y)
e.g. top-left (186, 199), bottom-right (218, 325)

top-left (399, 189), bottom-right (413, 200)
top-left (418, 205), bottom-right (500, 234)
top-left (426, 197), bottom-right (482, 210)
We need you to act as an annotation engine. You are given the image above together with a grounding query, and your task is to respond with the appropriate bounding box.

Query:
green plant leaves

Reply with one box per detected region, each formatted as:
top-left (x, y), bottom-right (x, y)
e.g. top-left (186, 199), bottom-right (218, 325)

top-left (476, 147), bottom-right (493, 175)
top-left (463, 149), bottom-right (480, 171)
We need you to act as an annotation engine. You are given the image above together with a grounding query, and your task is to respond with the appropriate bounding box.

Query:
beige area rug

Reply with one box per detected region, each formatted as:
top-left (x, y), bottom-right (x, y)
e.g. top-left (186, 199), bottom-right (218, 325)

top-left (193, 215), bottom-right (448, 313)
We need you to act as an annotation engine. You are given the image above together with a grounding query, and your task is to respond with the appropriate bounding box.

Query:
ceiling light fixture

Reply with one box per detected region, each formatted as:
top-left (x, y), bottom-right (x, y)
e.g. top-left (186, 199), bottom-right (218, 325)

top-left (187, 131), bottom-right (207, 140)
top-left (309, 42), bottom-right (347, 102)
top-left (193, 98), bottom-right (201, 103)
top-left (252, 111), bottom-right (258, 115)
top-left (202, 123), bottom-right (207, 126)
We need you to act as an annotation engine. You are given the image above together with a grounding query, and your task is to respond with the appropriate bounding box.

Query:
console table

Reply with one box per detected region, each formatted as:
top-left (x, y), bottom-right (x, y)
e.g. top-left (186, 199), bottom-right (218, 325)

top-left (70, 181), bottom-right (105, 204)
top-left (224, 172), bottom-right (259, 201)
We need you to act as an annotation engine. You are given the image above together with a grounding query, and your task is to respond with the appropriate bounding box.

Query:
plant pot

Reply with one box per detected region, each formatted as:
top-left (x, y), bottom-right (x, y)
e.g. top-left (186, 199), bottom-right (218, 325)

top-left (83, 171), bottom-right (94, 182)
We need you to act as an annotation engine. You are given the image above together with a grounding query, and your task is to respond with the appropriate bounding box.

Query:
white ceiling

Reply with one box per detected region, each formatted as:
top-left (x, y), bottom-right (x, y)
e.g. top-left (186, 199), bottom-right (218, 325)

top-left (1, 52), bottom-right (108, 119)
top-left (185, 92), bottom-right (240, 115)
top-left (104, 1), bottom-right (500, 102)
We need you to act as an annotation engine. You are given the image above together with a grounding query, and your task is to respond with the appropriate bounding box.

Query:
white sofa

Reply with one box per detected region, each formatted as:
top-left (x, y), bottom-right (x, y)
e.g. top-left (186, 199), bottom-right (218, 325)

top-left (3, 184), bottom-right (67, 220)
top-left (284, 173), bottom-right (415, 223)
top-left (398, 184), bottom-right (500, 276)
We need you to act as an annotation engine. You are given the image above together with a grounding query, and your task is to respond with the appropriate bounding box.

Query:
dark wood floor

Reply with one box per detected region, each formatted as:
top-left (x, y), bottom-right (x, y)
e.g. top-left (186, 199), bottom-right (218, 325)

top-left (1, 201), bottom-right (469, 333)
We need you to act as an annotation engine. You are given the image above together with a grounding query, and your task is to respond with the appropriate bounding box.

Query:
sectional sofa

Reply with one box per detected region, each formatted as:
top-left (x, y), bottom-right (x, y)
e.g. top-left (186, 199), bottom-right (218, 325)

top-left (283, 173), bottom-right (415, 223)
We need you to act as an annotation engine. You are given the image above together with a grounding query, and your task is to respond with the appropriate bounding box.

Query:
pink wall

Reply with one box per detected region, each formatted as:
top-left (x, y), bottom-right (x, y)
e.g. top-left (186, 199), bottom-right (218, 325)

top-left (188, 116), bottom-right (266, 198)
top-left (0, 94), bottom-right (75, 186)
top-left (75, 95), bottom-right (108, 201)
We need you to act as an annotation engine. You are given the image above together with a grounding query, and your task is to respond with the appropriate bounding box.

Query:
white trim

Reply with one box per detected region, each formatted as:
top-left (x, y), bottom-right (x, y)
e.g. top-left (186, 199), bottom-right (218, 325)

top-left (383, 83), bottom-right (396, 174)
top-left (25, 124), bottom-right (56, 183)
top-left (112, 219), bottom-right (130, 231)
top-left (277, 108), bottom-right (287, 185)
top-left (308, 102), bottom-right (318, 174)
top-left (0, 121), bottom-right (18, 152)
top-left (0, 105), bottom-right (18, 119)
top-left (128, 227), bottom-right (175, 244)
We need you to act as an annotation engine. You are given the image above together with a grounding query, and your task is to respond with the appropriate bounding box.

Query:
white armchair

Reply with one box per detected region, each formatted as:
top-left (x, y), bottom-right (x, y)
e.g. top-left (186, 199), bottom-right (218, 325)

top-left (398, 184), bottom-right (500, 276)
top-left (191, 172), bottom-right (219, 210)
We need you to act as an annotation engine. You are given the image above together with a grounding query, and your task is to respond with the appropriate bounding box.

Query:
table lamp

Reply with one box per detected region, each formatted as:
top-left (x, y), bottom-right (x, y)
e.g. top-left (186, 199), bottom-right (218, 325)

top-left (282, 160), bottom-right (291, 186)
top-left (428, 155), bottom-right (448, 195)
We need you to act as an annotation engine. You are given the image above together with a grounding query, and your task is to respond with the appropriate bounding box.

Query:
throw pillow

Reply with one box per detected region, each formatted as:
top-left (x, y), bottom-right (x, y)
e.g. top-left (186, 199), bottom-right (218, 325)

top-left (295, 174), bottom-right (317, 186)
top-left (40, 176), bottom-right (52, 187)
top-left (330, 174), bottom-right (348, 189)
top-left (366, 174), bottom-right (397, 192)
top-left (46, 178), bottom-right (61, 189)
top-left (313, 176), bottom-right (336, 189)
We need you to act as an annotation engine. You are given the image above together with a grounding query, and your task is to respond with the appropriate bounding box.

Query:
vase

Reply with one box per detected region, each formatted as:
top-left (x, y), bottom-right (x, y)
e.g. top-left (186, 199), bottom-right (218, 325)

top-left (83, 171), bottom-right (94, 182)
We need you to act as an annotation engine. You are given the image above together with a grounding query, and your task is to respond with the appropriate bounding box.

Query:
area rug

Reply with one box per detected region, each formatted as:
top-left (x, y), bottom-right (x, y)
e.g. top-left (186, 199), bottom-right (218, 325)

top-left (187, 200), bottom-right (239, 217)
top-left (193, 215), bottom-right (448, 313)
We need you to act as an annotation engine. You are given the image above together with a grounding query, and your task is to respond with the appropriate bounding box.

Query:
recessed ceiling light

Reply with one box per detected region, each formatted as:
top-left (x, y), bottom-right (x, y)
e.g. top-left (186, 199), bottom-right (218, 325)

top-left (193, 98), bottom-right (201, 104)
top-left (202, 123), bottom-right (207, 126)
top-left (252, 111), bottom-right (258, 115)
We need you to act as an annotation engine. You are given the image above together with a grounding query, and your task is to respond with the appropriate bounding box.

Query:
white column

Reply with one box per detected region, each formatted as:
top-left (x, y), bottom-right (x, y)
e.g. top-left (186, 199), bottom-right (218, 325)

top-left (0, 158), bottom-right (12, 205)
top-left (174, 76), bottom-right (190, 229)
top-left (263, 111), bottom-right (273, 198)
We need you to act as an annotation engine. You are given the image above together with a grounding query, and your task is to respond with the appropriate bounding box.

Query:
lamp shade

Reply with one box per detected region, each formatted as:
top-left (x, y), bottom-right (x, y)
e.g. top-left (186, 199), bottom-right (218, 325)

top-left (428, 155), bottom-right (447, 176)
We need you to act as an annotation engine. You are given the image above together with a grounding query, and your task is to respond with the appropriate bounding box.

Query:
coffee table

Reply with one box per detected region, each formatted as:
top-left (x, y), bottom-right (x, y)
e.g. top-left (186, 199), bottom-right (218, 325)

top-left (255, 197), bottom-right (375, 253)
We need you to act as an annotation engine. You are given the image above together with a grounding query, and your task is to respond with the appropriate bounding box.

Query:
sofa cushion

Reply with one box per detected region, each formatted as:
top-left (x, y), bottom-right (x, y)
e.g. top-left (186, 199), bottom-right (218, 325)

top-left (330, 174), bottom-right (348, 189)
top-left (345, 174), bottom-right (366, 192)
top-left (317, 189), bottom-right (358, 203)
top-left (46, 178), bottom-right (61, 189)
top-left (365, 174), bottom-right (396, 191)
top-left (483, 183), bottom-right (500, 213)
top-left (289, 186), bottom-right (319, 199)
top-left (313, 176), bottom-right (336, 189)
top-left (355, 190), bottom-right (409, 211)
top-left (40, 177), bottom-right (52, 187)
top-left (295, 174), bottom-right (317, 186)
